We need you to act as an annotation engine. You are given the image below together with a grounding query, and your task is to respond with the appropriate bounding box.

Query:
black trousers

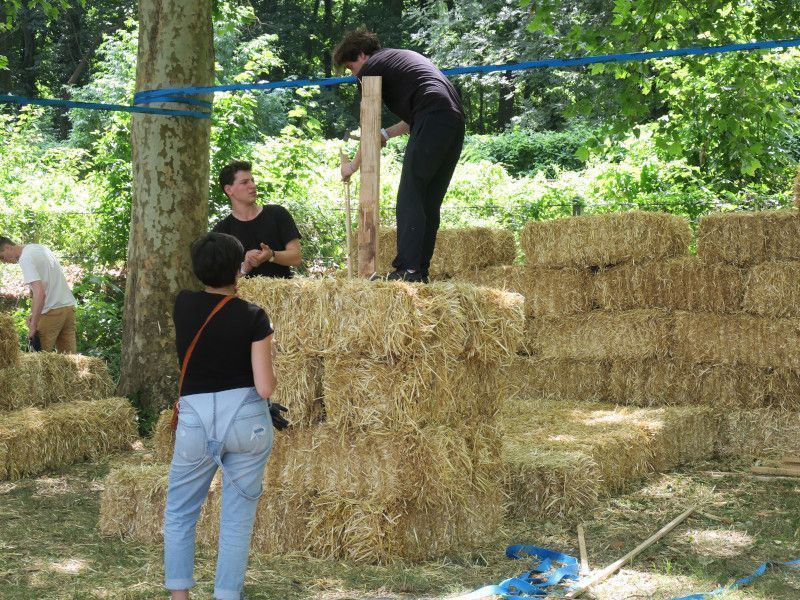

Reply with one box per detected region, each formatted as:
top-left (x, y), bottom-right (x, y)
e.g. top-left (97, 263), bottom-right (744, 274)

top-left (392, 110), bottom-right (465, 274)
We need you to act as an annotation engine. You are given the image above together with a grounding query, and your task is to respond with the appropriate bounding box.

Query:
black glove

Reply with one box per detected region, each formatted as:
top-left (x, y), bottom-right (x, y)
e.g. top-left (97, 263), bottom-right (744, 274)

top-left (269, 401), bottom-right (289, 431)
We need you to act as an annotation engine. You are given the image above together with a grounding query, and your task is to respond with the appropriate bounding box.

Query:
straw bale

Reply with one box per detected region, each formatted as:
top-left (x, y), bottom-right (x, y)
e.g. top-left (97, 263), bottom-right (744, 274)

top-left (743, 261), bottom-right (800, 318)
top-left (452, 264), bottom-right (525, 295)
top-left (502, 355), bottom-right (609, 403)
top-left (502, 399), bottom-right (653, 519)
top-left (361, 227), bottom-right (516, 277)
top-left (620, 406), bottom-right (718, 471)
top-left (241, 277), bottom-right (523, 364)
top-left (697, 209), bottom-right (800, 266)
top-left (0, 397), bottom-right (137, 480)
top-left (608, 361), bottom-right (755, 408)
top-left (106, 424), bottom-right (503, 563)
top-left (594, 258), bottom-right (745, 313)
top-left (0, 353), bottom-right (113, 411)
top-left (521, 267), bottom-right (593, 317)
top-left (521, 211), bottom-right (691, 268)
top-left (238, 276), bottom-right (339, 354)
top-left (0, 312), bottom-right (19, 369)
top-left (674, 312), bottom-right (800, 370)
top-left (716, 409), bottom-right (800, 460)
top-left (525, 309), bottom-right (673, 362)
top-left (323, 355), bottom-right (499, 429)
top-left (272, 352), bottom-right (324, 426)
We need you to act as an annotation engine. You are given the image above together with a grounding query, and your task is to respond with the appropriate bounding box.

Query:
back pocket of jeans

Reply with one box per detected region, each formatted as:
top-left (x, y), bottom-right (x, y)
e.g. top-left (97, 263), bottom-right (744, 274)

top-left (174, 409), bottom-right (207, 465)
top-left (229, 408), bottom-right (273, 455)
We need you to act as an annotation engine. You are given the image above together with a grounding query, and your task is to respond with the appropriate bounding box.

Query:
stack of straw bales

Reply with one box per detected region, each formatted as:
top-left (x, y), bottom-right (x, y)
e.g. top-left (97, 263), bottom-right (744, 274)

top-left (0, 312), bottom-right (136, 479)
top-left (351, 226), bottom-right (516, 278)
top-left (102, 278), bottom-right (524, 563)
top-left (501, 207), bottom-right (800, 466)
top-left (503, 398), bottom-right (716, 519)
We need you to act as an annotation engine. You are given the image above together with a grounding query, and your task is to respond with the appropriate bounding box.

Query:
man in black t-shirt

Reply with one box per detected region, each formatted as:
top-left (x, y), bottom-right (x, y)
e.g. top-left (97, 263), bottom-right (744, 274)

top-left (334, 29), bottom-right (465, 283)
top-left (213, 160), bottom-right (302, 279)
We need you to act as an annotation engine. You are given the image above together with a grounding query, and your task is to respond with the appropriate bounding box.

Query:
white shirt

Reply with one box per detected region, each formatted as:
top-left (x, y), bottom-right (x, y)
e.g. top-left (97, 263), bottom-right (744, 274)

top-left (18, 244), bottom-right (76, 314)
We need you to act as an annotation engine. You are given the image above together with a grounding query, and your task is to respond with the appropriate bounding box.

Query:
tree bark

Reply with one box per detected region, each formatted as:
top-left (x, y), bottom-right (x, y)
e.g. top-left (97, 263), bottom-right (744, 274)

top-left (117, 0), bottom-right (214, 414)
top-left (497, 70), bottom-right (514, 130)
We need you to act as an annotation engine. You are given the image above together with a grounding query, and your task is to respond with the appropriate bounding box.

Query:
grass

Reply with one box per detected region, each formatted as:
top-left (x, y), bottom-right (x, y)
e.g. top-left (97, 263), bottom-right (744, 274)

top-left (2, 448), bottom-right (800, 598)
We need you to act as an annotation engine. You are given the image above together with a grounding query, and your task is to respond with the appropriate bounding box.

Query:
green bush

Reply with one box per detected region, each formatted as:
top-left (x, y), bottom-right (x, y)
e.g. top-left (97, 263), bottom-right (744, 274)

top-left (462, 126), bottom-right (593, 177)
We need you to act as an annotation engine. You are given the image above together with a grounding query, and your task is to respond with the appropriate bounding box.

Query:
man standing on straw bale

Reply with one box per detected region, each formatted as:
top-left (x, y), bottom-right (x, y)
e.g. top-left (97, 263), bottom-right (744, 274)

top-left (0, 236), bottom-right (76, 353)
top-left (335, 28), bottom-right (465, 283)
top-left (214, 160), bottom-right (302, 279)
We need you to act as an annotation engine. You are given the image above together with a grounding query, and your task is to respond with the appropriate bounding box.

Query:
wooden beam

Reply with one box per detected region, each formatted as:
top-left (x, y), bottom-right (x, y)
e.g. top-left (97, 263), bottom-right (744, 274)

top-left (358, 75), bottom-right (381, 278)
top-left (751, 466), bottom-right (800, 478)
top-left (565, 506), bottom-right (695, 598)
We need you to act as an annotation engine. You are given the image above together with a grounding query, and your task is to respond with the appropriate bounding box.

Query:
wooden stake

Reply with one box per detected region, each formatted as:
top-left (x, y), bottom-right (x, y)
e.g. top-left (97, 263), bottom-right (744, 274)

top-left (340, 149), bottom-right (353, 277)
top-left (751, 466), bottom-right (800, 478)
top-left (357, 76), bottom-right (381, 278)
top-left (565, 506), bottom-right (696, 598)
top-left (577, 524), bottom-right (589, 576)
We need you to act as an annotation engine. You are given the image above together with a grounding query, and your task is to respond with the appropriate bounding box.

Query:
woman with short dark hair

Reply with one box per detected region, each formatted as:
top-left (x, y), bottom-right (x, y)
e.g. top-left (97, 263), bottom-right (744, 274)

top-left (163, 231), bottom-right (283, 600)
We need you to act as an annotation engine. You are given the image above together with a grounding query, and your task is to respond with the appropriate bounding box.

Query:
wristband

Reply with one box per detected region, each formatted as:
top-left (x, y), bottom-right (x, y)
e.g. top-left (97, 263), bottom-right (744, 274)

top-left (380, 128), bottom-right (389, 142)
top-left (268, 249), bottom-right (276, 263)
top-left (240, 262), bottom-right (249, 275)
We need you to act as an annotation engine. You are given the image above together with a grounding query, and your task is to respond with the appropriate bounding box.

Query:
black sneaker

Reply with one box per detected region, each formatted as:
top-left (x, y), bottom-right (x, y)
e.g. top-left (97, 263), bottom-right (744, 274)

top-left (386, 269), bottom-right (427, 283)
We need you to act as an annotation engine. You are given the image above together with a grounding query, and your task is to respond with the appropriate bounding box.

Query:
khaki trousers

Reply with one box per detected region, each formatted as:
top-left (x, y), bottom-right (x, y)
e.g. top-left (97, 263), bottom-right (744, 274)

top-left (37, 305), bottom-right (77, 353)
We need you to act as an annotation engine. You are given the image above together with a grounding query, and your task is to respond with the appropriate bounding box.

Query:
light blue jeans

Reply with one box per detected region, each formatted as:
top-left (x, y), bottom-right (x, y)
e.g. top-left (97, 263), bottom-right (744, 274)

top-left (163, 387), bottom-right (273, 600)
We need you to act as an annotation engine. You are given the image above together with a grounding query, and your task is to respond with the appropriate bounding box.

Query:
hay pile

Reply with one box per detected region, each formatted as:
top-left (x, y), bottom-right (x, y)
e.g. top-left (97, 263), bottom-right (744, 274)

top-left (108, 277), bottom-right (523, 562)
top-left (521, 211), bottom-right (691, 268)
top-left (0, 353), bottom-right (113, 410)
top-left (353, 226), bottom-right (516, 278)
top-left (697, 209), bottom-right (800, 266)
top-left (594, 258), bottom-right (744, 313)
top-left (0, 397), bottom-right (137, 480)
top-left (502, 398), bottom-right (715, 519)
top-left (743, 261), bottom-right (800, 318)
top-left (0, 312), bottom-right (20, 369)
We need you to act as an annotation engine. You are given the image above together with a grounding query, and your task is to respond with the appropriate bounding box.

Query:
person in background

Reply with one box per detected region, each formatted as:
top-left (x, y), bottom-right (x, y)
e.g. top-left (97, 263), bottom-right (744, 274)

top-left (335, 28), bottom-right (465, 283)
top-left (0, 235), bottom-right (76, 352)
top-left (214, 161), bottom-right (302, 278)
top-left (163, 232), bottom-right (287, 600)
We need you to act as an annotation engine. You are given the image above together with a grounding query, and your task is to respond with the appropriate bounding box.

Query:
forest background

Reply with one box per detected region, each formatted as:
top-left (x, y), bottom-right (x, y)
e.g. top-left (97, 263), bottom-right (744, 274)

top-left (0, 0), bottom-right (799, 389)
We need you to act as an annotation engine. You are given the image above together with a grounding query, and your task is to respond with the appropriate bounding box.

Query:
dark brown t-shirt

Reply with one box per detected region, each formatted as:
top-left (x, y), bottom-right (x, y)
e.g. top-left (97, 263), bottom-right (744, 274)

top-left (358, 48), bottom-right (464, 126)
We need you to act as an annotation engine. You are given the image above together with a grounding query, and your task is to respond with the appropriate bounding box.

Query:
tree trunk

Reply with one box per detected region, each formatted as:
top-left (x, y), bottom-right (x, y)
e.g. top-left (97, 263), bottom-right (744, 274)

top-left (117, 0), bottom-right (214, 415)
top-left (20, 7), bottom-right (37, 96)
top-left (497, 71), bottom-right (514, 130)
top-left (0, 5), bottom-right (10, 93)
top-left (322, 0), bottom-right (333, 78)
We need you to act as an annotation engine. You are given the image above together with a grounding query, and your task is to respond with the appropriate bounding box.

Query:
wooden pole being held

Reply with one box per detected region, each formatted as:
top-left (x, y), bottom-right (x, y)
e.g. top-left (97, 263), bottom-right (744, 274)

top-left (358, 76), bottom-right (381, 278)
top-left (339, 150), bottom-right (354, 277)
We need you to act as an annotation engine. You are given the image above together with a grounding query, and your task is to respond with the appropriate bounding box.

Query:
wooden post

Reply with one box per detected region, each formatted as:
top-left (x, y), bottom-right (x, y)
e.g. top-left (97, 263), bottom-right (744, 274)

top-left (577, 524), bottom-right (589, 576)
top-left (358, 76), bottom-right (381, 278)
top-left (340, 149), bottom-right (354, 277)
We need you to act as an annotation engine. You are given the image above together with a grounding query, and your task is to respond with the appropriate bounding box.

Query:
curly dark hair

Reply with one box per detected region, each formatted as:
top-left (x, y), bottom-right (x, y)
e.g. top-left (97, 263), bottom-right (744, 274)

top-left (218, 160), bottom-right (252, 195)
top-left (333, 28), bottom-right (381, 67)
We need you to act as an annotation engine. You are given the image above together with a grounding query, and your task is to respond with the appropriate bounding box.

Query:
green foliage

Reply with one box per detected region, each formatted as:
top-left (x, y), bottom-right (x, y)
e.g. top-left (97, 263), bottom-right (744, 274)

top-left (527, 0), bottom-right (800, 186)
top-left (462, 126), bottom-right (592, 177)
top-left (71, 271), bottom-right (124, 381)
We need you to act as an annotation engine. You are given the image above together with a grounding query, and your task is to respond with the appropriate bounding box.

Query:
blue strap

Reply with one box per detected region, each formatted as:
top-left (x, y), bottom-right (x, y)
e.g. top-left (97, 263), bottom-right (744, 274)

top-left (464, 544), bottom-right (580, 599)
top-left (132, 37), bottom-right (800, 107)
top-left (0, 93), bottom-right (211, 118)
top-left (673, 558), bottom-right (800, 599)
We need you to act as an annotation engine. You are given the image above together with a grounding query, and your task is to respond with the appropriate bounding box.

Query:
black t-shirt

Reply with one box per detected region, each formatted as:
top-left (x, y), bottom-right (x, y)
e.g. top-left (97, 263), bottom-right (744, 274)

top-left (174, 290), bottom-right (273, 395)
top-left (358, 48), bottom-right (464, 126)
top-left (212, 204), bottom-right (301, 278)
